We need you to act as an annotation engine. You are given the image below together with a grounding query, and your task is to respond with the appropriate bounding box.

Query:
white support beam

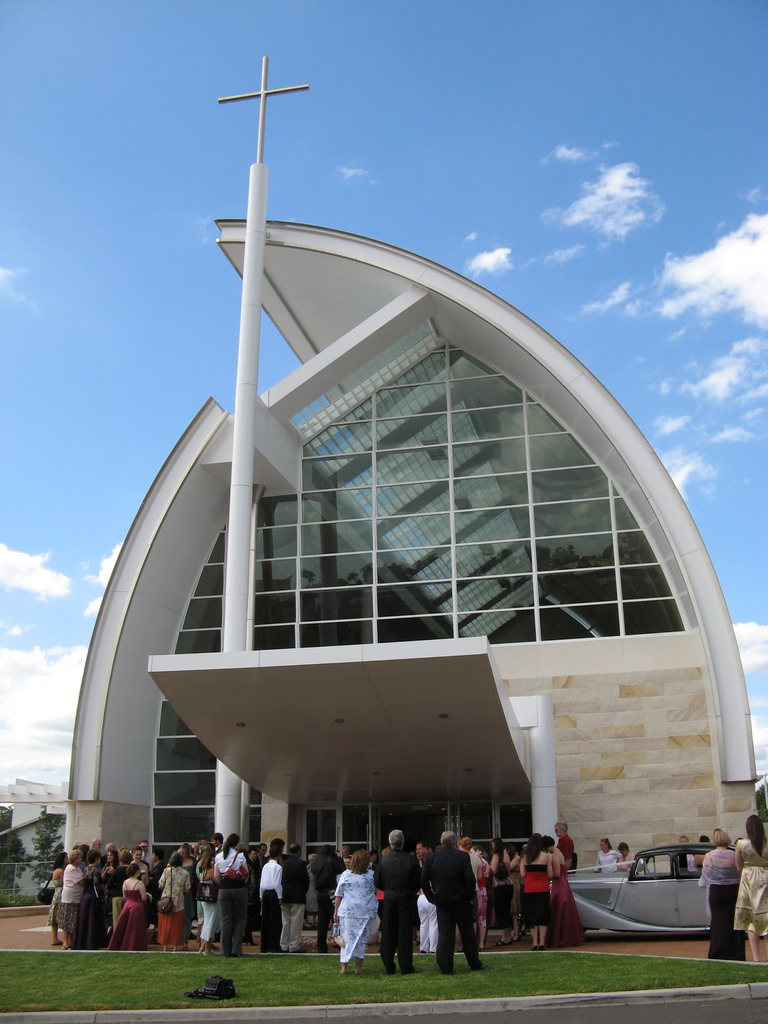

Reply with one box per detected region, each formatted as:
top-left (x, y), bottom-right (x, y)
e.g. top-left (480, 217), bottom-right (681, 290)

top-left (263, 286), bottom-right (435, 423)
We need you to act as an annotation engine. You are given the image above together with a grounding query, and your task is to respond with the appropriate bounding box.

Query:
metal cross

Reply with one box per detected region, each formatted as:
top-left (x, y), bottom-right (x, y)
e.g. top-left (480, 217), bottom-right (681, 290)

top-left (219, 56), bottom-right (309, 164)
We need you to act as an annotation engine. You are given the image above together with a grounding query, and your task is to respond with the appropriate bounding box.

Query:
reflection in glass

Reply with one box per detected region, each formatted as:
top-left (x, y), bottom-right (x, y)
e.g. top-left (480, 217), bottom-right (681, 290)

top-left (301, 553), bottom-right (373, 588)
top-left (530, 434), bottom-right (593, 470)
top-left (536, 534), bottom-right (613, 571)
top-left (256, 526), bottom-right (297, 561)
top-left (153, 808), bottom-right (215, 846)
top-left (455, 541), bottom-right (532, 578)
top-left (377, 480), bottom-right (449, 518)
top-left (539, 604), bottom-right (620, 640)
top-left (459, 609), bottom-right (536, 643)
top-left (455, 507), bottom-right (530, 543)
top-left (209, 532), bottom-right (225, 563)
top-left (535, 500), bottom-right (611, 538)
top-left (454, 474), bottom-right (528, 510)
top-left (156, 737), bottom-right (216, 772)
top-left (303, 419), bottom-right (372, 457)
top-left (452, 407), bottom-right (526, 442)
top-left (175, 630), bottom-right (221, 654)
top-left (378, 514), bottom-right (451, 549)
top-left (451, 376), bottom-right (523, 410)
top-left (159, 702), bottom-right (193, 736)
top-left (376, 414), bottom-right (448, 450)
top-left (301, 520), bottom-right (372, 556)
top-left (614, 498), bottom-right (641, 531)
top-left (254, 559), bottom-right (296, 593)
top-left (620, 566), bottom-right (673, 600)
top-left (303, 489), bottom-right (373, 523)
top-left (301, 620), bottom-right (373, 647)
top-left (182, 597), bottom-right (222, 631)
top-left (377, 447), bottom-right (449, 484)
top-left (301, 588), bottom-right (373, 622)
top-left (526, 405), bottom-right (565, 434)
top-left (377, 583), bottom-right (452, 617)
top-left (253, 624), bottom-right (295, 650)
top-left (377, 547), bottom-right (453, 583)
top-left (378, 616), bottom-right (453, 643)
top-left (254, 593), bottom-right (296, 625)
top-left (155, 772), bottom-right (215, 807)
top-left (303, 454), bottom-right (373, 492)
top-left (617, 532), bottom-right (656, 565)
top-left (538, 568), bottom-right (617, 604)
top-left (194, 564), bottom-right (223, 597)
top-left (377, 383), bottom-right (447, 418)
top-left (457, 575), bottom-right (534, 611)
top-left (532, 466), bottom-right (609, 503)
top-left (454, 439), bottom-right (527, 476)
top-left (623, 600), bottom-right (684, 634)
top-left (257, 497), bottom-right (297, 528)
top-left (449, 351), bottom-right (497, 379)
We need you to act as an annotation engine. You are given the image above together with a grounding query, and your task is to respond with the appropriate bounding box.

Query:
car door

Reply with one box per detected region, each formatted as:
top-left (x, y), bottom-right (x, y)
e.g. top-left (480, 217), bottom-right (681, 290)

top-left (675, 850), bottom-right (708, 927)
top-left (617, 852), bottom-right (679, 927)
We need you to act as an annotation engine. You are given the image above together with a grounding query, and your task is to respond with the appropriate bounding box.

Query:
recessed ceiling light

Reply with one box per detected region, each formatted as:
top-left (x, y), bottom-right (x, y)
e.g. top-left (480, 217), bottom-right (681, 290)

top-left (372, 771), bottom-right (381, 776)
top-left (438, 713), bottom-right (449, 719)
top-left (464, 767), bottom-right (474, 773)
top-left (236, 722), bottom-right (246, 728)
top-left (334, 718), bottom-right (345, 724)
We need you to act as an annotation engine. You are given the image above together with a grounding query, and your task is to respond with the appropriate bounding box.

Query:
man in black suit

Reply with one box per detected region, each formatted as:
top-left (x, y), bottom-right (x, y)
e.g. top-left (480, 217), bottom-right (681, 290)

top-left (280, 842), bottom-right (309, 952)
top-left (310, 844), bottom-right (345, 952)
top-left (374, 829), bottom-right (421, 975)
top-left (420, 830), bottom-right (486, 975)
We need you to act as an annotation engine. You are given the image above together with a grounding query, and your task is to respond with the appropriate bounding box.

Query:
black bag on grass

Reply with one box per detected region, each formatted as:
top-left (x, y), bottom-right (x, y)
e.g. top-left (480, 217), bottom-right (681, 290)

top-left (185, 975), bottom-right (236, 1000)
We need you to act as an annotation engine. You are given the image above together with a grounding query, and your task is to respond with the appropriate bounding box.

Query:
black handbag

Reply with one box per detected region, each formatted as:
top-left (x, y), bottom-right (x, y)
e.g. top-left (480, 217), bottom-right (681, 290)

top-left (198, 876), bottom-right (219, 903)
top-left (185, 975), bottom-right (236, 1000)
top-left (37, 876), bottom-right (54, 905)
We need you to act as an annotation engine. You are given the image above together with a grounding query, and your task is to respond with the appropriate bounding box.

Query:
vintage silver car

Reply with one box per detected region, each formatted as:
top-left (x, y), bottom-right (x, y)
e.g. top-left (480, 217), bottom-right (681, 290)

top-left (568, 843), bottom-right (714, 931)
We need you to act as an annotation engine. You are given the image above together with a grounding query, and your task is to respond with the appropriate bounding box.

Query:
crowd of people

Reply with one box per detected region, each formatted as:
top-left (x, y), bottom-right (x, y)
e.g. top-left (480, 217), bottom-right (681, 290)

top-left (43, 814), bottom-right (768, 966)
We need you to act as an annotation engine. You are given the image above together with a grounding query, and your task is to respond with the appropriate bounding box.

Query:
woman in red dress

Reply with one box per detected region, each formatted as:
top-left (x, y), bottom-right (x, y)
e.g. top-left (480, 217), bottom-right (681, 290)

top-left (108, 863), bottom-right (151, 951)
top-left (543, 835), bottom-right (584, 947)
top-left (520, 833), bottom-right (552, 951)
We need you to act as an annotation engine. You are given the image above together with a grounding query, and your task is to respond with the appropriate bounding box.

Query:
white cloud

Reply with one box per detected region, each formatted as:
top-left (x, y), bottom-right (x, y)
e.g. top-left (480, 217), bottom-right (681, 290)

top-left (0, 543), bottom-right (70, 599)
top-left (660, 380), bottom-right (672, 396)
top-left (0, 620), bottom-right (24, 637)
top-left (84, 543), bottom-right (121, 616)
top-left (681, 338), bottom-right (767, 402)
top-left (545, 163), bottom-right (664, 241)
top-left (659, 213), bottom-right (768, 328)
top-left (465, 248), bottom-right (513, 278)
top-left (659, 446), bottom-right (717, 499)
top-left (624, 299), bottom-right (642, 317)
top-left (543, 244), bottom-right (585, 265)
top-left (543, 144), bottom-right (591, 164)
top-left (735, 622), bottom-right (768, 675)
top-left (655, 414), bottom-right (691, 436)
top-left (336, 165), bottom-right (368, 182)
top-left (740, 187), bottom-right (765, 205)
top-left (711, 426), bottom-right (755, 443)
top-left (464, 232), bottom-right (477, 242)
top-left (0, 267), bottom-right (35, 311)
top-left (581, 281), bottom-right (631, 314)
top-left (0, 645), bottom-right (86, 785)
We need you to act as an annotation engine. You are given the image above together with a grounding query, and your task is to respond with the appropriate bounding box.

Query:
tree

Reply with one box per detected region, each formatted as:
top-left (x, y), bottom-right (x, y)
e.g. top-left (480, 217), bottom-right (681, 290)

top-left (0, 806), bottom-right (10, 832)
top-left (756, 783), bottom-right (768, 823)
top-left (0, 831), bottom-right (30, 894)
top-left (30, 811), bottom-right (66, 885)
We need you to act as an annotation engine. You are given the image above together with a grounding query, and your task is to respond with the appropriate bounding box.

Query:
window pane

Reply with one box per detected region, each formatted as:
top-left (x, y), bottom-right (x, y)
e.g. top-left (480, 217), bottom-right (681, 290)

top-left (194, 564), bottom-right (223, 597)
top-left (530, 434), bottom-right (593, 470)
top-left (534, 499), bottom-right (612, 537)
top-left (174, 630), bottom-right (221, 654)
top-left (536, 534), bottom-right (613, 570)
top-left (301, 520), bottom-right (372, 556)
top-left (392, 350), bottom-right (447, 386)
top-left (377, 383), bottom-right (447, 418)
top-left (159, 702), bottom-right (193, 737)
top-left (342, 805), bottom-right (369, 844)
top-left (377, 547), bottom-right (453, 583)
top-left (255, 558), bottom-right (296, 593)
top-left (303, 419), bottom-right (372, 457)
top-left (301, 554), bottom-right (373, 588)
top-left (300, 619), bottom-right (373, 647)
top-left (458, 608), bottom-right (536, 643)
top-left (248, 810), bottom-right (262, 845)
top-left (451, 376), bottom-right (523, 410)
top-left (303, 489), bottom-right (373, 523)
top-left (257, 496), bottom-right (298, 527)
top-left (539, 604), bottom-right (620, 639)
top-left (301, 588), bottom-right (373, 622)
top-left (614, 498), bottom-right (640, 531)
top-left (376, 414), bottom-right (448, 450)
top-left (303, 454), bottom-right (373, 491)
top-left (452, 407), bottom-right (526, 442)
top-left (449, 351), bottom-right (497, 379)
top-left (377, 616), bottom-right (453, 643)
top-left (253, 624), bottom-right (295, 650)
top-left (454, 439), bottom-right (527, 476)
top-left (378, 514), bottom-right (451, 549)
top-left (154, 772), bottom-right (215, 807)
top-left (182, 597), bottom-right (222, 631)
top-left (377, 480), bottom-right (449, 518)
top-left (377, 583), bottom-right (452, 617)
top-left (621, 565), bottom-right (673, 600)
top-left (455, 541), bottom-right (532, 578)
top-left (209, 532), bottom-right (226, 563)
top-left (458, 801), bottom-right (492, 842)
top-left (256, 526), bottom-right (297, 560)
top-left (499, 804), bottom-right (532, 841)
top-left (457, 575), bottom-right (534, 611)
top-left (532, 466), bottom-right (609, 503)
top-left (254, 593), bottom-right (296, 625)
top-left (623, 600), bottom-right (684, 634)
top-left (153, 807), bottom-right (215, 846)
top-left (526, 405), bottom-right (565, 433)
top-left (539, 568), bottom-right (617, 604)
top-left (454, 474), bottom-right (528, 510)
top-left (618, 532), bottom-right (656, 565)
top-left (156, 737), bottom-right (216, 772)
top-left (306, 809), bottom-right (337, 845)
top-left (455, 507), bottom-right (530, 543)
top-left (377, 447), bottom-right (449, 484)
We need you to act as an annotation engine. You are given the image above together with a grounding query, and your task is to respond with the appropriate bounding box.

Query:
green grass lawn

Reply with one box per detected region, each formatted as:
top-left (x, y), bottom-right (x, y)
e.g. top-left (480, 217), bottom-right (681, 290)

top-left (1, 950), bottom-right (767, 1012)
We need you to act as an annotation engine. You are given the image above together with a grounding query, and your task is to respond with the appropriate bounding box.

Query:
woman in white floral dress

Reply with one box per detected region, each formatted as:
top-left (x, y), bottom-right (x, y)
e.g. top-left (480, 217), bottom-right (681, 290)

top-left (333, 849), bottom-right (378, 975)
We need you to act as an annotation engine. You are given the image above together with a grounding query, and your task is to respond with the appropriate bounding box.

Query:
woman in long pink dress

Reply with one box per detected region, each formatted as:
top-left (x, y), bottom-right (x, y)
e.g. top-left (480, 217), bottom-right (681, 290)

top-left (108, 863), bottom-right (150, 951)
top-left (473, 845), bottom-right (492, 950)
top-left (543, 835), bottom-right (584, 947)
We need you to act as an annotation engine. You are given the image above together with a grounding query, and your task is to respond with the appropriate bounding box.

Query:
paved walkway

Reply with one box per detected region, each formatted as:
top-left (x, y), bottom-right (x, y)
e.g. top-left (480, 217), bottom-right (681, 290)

top-left (0, 905), bottom-right (719, 959)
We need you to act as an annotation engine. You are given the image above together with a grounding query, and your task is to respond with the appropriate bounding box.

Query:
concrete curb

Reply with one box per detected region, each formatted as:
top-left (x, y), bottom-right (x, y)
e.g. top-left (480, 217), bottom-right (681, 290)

top-left (4, 984), bottom-right (768, 1023)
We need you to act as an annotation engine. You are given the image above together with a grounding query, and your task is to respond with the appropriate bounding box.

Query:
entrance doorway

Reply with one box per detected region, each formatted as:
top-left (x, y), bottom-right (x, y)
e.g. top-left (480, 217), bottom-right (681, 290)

top-left (377, 802), bottom-right (451, 851)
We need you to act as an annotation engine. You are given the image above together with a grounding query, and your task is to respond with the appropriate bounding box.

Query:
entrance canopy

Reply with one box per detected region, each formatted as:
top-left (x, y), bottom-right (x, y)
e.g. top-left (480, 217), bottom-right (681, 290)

top-left (149, 637), bottom-right (528, 805)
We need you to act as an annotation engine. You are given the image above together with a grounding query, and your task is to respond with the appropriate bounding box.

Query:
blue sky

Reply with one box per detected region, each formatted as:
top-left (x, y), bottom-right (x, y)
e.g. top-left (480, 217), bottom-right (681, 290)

top-left (1, 0), bottom-right (767, 786)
